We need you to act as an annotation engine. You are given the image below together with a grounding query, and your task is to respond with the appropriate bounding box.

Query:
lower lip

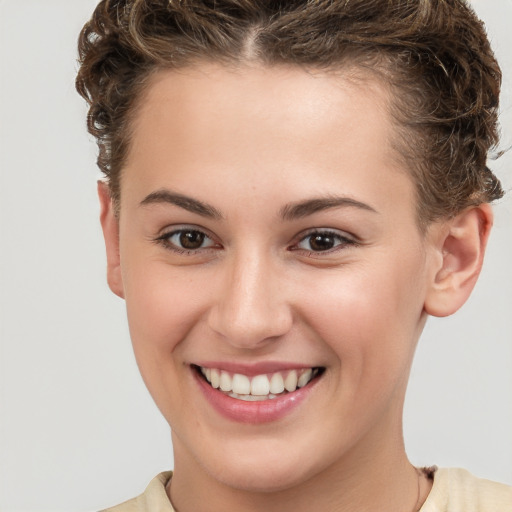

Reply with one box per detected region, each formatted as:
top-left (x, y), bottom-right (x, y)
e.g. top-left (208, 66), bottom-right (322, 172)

top-left (194, 369), bottom-right (319, 424)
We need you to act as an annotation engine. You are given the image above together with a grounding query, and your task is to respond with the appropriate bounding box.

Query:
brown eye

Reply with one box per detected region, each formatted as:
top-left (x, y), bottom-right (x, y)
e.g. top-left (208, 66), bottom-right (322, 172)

top-left (179, 230), bottom-right (205, 249)
top-left (308, 234), bottom-right (336, 251)
top-left (296, 230), bottom-right (354, 253)
top-left (159, 228), bottom-right (217, 252)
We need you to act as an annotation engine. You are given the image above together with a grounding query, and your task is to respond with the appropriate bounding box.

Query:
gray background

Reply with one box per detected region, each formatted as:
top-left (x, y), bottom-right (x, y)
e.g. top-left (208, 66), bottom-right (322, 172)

top-left (0, 1), bottom-right (511, 510)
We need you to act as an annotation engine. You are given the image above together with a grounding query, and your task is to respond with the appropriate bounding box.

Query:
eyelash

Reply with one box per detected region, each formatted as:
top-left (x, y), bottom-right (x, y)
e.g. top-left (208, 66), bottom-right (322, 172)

top-left (154, 227), bottom-right (357, 256)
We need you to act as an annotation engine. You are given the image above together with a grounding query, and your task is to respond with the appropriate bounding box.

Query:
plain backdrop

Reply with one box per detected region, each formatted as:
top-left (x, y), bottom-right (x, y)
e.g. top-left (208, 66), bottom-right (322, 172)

top-left (0, 1), bottom-right (511, 511)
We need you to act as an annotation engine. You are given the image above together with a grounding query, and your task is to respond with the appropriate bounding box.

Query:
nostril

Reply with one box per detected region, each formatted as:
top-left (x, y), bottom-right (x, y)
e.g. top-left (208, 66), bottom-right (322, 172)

top-left (206, 304), bottom-right (293, 349)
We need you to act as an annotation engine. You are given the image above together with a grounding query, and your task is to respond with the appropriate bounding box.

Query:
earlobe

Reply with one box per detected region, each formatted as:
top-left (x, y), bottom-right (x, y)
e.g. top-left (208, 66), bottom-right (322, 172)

top-left (424, 204), bottom-right (493, 317)
top-left (98, 181), bottom-right (125, 299)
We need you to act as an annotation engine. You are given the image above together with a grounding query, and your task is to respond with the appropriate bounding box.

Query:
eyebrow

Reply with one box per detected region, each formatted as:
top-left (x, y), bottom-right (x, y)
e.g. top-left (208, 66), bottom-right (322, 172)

top-left (279, 196), bottom-right (377, 221)
top-left (140, 189), bottom-right (377, 221)
top-left (140, 189), bottom-right (223, 219)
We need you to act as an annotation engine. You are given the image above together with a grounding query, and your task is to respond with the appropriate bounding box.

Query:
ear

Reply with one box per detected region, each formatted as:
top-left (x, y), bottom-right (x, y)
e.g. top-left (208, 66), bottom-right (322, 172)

top-left (424, 204), bottom-right (493, 317)
top-left (98, 181), bottom-right (125, 299)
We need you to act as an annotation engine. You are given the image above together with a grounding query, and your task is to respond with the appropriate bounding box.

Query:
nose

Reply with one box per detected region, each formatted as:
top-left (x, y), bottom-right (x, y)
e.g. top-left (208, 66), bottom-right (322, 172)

top-left (207, 250), bottom-right (293, 349)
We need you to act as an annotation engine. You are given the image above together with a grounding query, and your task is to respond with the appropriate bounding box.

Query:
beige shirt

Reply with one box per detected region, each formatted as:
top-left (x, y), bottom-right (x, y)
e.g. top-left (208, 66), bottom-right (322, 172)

top-left (101, 468), bottom-right (512, 512)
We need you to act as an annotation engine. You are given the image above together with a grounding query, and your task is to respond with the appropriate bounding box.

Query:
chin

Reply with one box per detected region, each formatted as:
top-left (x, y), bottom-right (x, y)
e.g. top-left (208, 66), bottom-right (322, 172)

top-left (190, 433), bottom-right (330, 493)
top-left (212, 458), bottom-right (313, 493)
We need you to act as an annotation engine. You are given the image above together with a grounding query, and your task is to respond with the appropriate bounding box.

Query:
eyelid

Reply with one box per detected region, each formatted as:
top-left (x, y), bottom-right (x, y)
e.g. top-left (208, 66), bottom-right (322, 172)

top-left (296, 227), bottom-right (357, 242)
top-left (156, 222), bottom-right (211, 237)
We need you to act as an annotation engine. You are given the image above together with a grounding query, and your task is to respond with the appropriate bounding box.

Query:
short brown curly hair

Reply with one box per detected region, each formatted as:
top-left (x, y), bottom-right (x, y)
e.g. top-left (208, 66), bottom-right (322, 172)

top-left (76, 0), bottom-right (504, 226)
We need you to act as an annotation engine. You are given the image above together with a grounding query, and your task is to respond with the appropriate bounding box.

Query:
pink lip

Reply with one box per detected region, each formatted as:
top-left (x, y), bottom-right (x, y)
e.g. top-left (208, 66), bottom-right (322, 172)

top-left (193, 366), bottom-right (320, 424)
top-left (193, 361), bottom-right (313, 376)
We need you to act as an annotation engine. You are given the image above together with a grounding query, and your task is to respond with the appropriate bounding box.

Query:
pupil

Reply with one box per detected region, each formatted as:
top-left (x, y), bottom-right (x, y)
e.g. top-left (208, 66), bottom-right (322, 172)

top-left (310, 234), bottom-right (334, 251)
top-left (180, 231), bottom-right (204, 249)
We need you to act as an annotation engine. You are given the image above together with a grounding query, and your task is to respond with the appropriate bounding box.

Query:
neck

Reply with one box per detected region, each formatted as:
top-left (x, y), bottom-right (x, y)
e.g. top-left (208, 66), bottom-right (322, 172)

top-left (168, 417), bottom-right (425, 512)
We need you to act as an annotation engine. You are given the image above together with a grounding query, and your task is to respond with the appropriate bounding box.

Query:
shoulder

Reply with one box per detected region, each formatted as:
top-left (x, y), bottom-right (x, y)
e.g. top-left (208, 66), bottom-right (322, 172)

top-left (100, 472), bottom-right (174, 512)
top-left (420, 467), bottom-right (512, 512)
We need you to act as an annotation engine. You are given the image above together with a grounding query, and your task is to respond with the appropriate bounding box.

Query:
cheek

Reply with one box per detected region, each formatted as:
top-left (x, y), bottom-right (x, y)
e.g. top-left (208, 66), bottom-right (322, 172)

top-left (121, 261), bottom-right (212, 423)
top-left (123, 257), bottom-right (206, 347)
top-left (296, 255), bottom-right (426, 382)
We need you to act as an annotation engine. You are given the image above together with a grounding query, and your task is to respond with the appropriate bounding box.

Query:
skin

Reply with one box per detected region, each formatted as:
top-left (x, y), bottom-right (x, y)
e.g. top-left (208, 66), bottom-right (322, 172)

top-left (99, 64), bottom-right (492, 512)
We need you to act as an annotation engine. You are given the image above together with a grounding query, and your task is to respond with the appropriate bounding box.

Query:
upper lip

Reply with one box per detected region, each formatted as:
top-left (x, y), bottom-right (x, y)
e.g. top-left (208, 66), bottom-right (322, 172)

top-left (192, 361), bottom-right (322, 376)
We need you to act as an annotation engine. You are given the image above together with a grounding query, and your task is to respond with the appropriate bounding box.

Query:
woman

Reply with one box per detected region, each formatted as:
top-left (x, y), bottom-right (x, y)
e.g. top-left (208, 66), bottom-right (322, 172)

top-left (75, 1), bottom-right (511, 510)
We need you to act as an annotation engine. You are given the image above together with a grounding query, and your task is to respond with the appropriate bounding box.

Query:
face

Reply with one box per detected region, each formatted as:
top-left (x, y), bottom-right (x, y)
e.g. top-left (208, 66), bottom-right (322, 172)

top-left (106, 64), bottom-right (438, 491)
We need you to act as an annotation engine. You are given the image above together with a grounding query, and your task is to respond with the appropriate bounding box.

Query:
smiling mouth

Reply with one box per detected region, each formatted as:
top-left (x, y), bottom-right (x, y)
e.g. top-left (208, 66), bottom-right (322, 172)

top-left (193, 365), bottom-right (324, 401)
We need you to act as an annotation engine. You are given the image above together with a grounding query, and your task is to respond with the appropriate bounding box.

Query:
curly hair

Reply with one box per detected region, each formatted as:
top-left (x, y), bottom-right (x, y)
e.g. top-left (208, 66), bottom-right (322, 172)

top-left (76, 0), bottom-right (504, 225)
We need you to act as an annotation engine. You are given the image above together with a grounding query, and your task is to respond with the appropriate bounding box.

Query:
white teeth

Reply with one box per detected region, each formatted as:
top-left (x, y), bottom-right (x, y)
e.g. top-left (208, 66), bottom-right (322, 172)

top-left (210, 368), bottom-right (220, 389)
top-left (269, 372), bottom-right (285, 394)
top-left (219, 371), bottom-right (232, 392)
top-left (199, 366), bottom-right (320, 398)
top-left (229, 393), bottom-right (277, 401)
top-left (251, 374), bottom-right (270, 396)
top-left (284, 370), bottom-right (298, 392)
top-left (297, 368), bottom-right (313, 388)
top-left (232, 373), bottom-right (251, 395)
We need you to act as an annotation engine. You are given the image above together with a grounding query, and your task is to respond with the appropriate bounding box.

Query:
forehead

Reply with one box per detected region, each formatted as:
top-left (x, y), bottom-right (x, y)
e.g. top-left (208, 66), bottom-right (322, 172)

top-left (123, 63), bottom-right (416, 221)
top-left (131, 63), bottom-right (393, 157)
